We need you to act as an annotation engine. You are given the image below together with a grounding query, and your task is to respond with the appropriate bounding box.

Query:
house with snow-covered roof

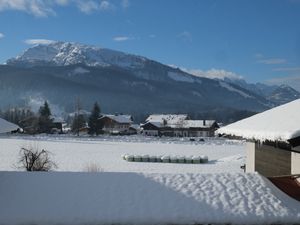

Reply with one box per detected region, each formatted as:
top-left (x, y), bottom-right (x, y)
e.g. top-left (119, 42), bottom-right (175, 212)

top-left (99, 114), bottom-right (133, 135)
top-left (173, 120), bottom-right (219, 137)
top-left (0, 118), bottom-right (20, 134)
top-left (141, 114), bottom-right (218, 137)
top-left (141, 114), bottom-right (188, 136)
top-left (217, 99), bottom-right (300, 177)
top-left (50, 115), bottom-right (65, 133)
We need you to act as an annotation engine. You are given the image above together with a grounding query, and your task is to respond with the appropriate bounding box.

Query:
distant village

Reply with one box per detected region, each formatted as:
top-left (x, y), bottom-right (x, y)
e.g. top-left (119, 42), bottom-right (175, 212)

top-left (0, 101), bottom-right (219, 138)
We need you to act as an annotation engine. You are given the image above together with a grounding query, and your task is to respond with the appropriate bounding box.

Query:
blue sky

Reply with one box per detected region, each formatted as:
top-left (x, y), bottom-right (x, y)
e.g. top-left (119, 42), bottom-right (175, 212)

top-left (0, 0), bottom-right (300, 90)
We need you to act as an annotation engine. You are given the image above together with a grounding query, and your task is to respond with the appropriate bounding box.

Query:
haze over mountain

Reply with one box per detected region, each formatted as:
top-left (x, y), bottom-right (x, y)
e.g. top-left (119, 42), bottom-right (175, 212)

top-left (1, 41), bottom-right (299, 122)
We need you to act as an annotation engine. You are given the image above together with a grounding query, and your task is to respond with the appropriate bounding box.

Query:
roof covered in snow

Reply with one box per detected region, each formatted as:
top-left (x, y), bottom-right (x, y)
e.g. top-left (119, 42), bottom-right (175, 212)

top-left (0, 172), bottom-right (299, 225)
top-left (0, 118), bottom-right (19, 134)
top-left (130, 124), bottom-right (141, 130)
top-left (181, 120), bottom-right (217, 128)
top-left (217, 99), bottom-right (300, 142)
top-left (50, 116), bottom-right (64, 123)
top-left (144, 115), bottom-right (217, 129)
top-left (102, 114), bottom-right (133, 124)
top-left (146, 114), bottom-right (188, 125)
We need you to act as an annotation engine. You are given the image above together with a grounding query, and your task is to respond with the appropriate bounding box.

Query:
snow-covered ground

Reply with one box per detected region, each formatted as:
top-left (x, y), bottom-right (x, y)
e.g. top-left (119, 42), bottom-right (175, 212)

top-left (1, 135), bottom-right (299, 225)
top-left (0, 172), bottom-right (300, 225)
top-left (0, 135), bottom-right (245, 173)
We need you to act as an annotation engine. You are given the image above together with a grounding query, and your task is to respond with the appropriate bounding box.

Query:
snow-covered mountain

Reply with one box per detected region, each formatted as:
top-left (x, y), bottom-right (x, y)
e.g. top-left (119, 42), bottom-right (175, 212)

top-left (2, 41), bottom-right (298, 122)
top-left (223, 78), bottom-right (300, 106)
top-left (7, 41), bottom-right (147, 69)
top-left (266, 84), bottom-right (300, 105)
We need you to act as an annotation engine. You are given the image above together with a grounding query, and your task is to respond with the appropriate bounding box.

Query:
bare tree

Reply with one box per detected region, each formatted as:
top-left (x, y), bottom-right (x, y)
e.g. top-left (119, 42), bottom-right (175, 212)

top-left (18, 147), bottom-right (57, 171)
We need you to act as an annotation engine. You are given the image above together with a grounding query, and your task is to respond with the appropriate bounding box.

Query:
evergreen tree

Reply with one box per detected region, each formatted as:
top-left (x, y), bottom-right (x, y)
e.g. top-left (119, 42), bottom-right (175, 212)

top-left (38, 101), bottom-right (53, 133)
top-left (88, 102), bottom-right (102, 135)
top-left (39, 101), bottom-right (51, 118)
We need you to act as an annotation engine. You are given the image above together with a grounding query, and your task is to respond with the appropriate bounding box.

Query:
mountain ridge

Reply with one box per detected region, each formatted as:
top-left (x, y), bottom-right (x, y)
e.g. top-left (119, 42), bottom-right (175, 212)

top-left (2, 41), bottom-right (299, 122)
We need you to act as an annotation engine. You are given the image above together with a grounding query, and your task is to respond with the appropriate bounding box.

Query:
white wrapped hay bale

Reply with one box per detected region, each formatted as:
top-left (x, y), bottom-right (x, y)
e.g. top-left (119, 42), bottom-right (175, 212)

top-left (170, 156), bottom-right (177, 163)
top-left (156, 155), bottom-right (163, 163)
top-left (200, 155), bottom-right (209, 163)
top-left (149, 156), bottom-right (156, 162)
top-left (161, 155), bottom-right (170, 163)
top-left (134, 155), bottom-right (142, 162)
top-left (142, 155), bottom-right (149, 162)
top-left (125, 154), bottom-right (134, 162)
top-left (177, 156), bottom-right (185, 163)
top-left (192, 156), bottom-right (201, 164)
top-left (185, 156), bottom-right (193, 164)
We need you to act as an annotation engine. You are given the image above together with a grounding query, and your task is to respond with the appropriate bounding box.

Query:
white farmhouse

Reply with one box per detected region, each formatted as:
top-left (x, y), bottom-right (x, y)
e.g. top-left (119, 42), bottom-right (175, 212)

top-left (99, 114), bottom-right (133, 135)
top-left (218, 99), bottom-right (300, 177)
top-left (141, 114), bottom-right (218, 137)
top-left (141, 114), bottom-right (188, 136)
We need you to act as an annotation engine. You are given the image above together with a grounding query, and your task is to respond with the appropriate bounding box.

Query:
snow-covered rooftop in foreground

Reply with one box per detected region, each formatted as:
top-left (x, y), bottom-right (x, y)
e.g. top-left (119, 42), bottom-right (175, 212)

top-left (0, 172), bottom-right (299, 225)
top-left (217, 99), bottom-right (300, 142)
top-left (0, 118), bottom-right (19, 134)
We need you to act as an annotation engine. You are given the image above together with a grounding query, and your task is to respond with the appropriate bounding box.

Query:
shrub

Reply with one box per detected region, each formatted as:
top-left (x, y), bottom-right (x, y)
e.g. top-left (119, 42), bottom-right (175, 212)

top-left (83, 163), bottom-right (104, 172)
top-left (18, 147), bottom-right (57, 171)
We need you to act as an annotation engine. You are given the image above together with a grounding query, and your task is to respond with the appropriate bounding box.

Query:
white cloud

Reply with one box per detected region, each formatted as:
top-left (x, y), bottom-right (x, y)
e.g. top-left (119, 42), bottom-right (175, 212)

top-left (0, 0), bottom-right (117, 17)
top-left (75, 0), bottom-right (115, 13)
top-left (121, 0), bottom-right (129, 8)
top-left (77, 0), bottom-right (99, 14)
top-left (113, 36), bottom-right (131, 42)
top-left (257, 58), bottom-right (287, 65)
top-left (99, 0), bottom-right (115, 11)
top-left (24, 39), bottom-right (56, 45)
top-left (149, 34), bottom-right (156, 38)
top-left (55, 0), bottom-right (70, 6)
top-left (173, 66), bottom-right (243, 80)
top-left (0, 0), bottom-right (55, 17)
top-left (272, 67), bottom-right (300, 72)
top-left (0, 32), bottom-right (4, 38)
top-left (254, 53), bottom-right (287, 65)
top-left (177, 31), bottom-right (192, 42)
top-left (254, 53), bottom-right (264, 59)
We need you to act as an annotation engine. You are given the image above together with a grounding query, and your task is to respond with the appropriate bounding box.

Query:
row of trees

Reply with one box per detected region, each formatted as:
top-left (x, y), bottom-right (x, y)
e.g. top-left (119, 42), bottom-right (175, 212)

top-left (70, 102), bottom-right (103, 135)
top-left (0, 108), bottom-right (34, 126)
top-left (1, 101), bottom-right (104, 135)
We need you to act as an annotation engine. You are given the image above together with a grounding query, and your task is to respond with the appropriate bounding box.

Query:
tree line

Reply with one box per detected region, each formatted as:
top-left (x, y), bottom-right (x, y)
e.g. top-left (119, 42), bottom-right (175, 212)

top-left (0, 101), bottom-right (104, 135)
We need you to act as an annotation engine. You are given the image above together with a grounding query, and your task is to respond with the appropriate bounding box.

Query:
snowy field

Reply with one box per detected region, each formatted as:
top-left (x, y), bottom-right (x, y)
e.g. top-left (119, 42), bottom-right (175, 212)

top-left (0, 135), bottom-right (245, 173)
top-left (1, 135), bottom-right (300, 225)
top-left (1, 172), bottom-right (300, 225)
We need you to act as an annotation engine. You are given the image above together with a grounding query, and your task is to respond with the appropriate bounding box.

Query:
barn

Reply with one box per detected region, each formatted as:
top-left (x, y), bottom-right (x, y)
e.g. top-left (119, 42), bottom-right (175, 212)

top-left (218, 99), bottom-right (300, 177)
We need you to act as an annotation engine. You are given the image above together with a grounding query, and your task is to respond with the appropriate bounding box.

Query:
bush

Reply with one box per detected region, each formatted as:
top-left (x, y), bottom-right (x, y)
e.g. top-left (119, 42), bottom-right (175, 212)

top-left (18, 147), bottom-right (57, 171)
top-left (83, 163), bottom-right (104, 172)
